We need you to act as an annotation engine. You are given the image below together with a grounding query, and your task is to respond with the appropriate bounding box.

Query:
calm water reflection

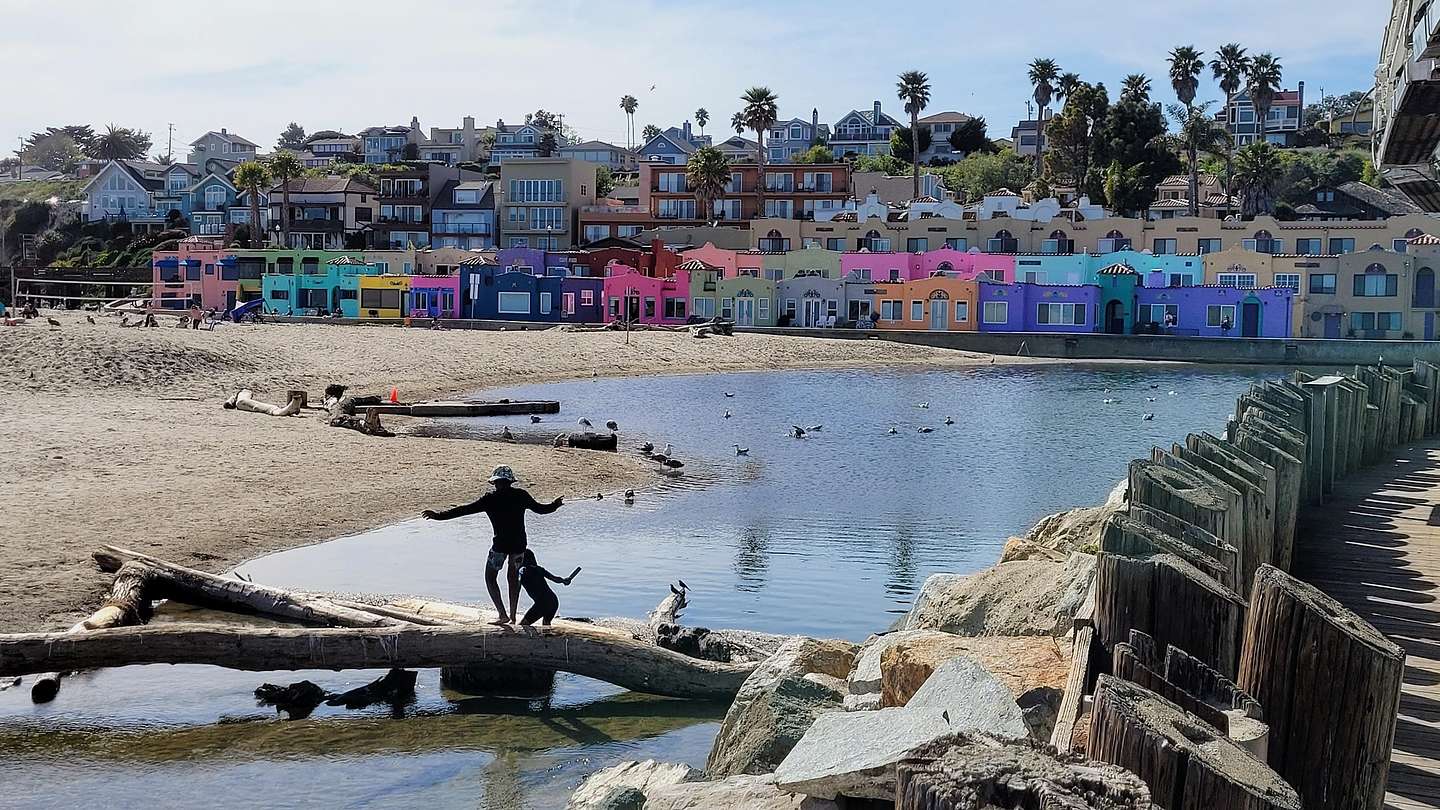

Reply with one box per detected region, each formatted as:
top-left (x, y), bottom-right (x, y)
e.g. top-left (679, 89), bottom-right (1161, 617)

top-left (0, 363), bottom-right (1296, 809)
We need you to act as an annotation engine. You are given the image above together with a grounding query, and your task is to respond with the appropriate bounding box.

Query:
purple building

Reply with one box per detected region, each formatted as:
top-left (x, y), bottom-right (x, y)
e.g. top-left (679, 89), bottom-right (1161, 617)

top-left (1135, 285), bottom-right (1294, 338)
top-left (978, 281), bottom-right (1100, 333)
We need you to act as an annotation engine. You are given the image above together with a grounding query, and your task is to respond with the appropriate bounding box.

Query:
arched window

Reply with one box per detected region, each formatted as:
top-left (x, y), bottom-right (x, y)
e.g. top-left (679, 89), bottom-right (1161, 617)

top-left (1051, 229), bottom-right (1068, 240)
top-left (1406, 228), bottom-right (1425, 238)
top-left (1415, 267), bottom-right (1435, 308)
top-left (1101, 229), bottom-right (1130, 252)
top-left (865, 229), bottom-right (882, 240)
top-left (1369, 243), bottom-right (1386, 251)
top-left (1105, 229), bottom-right (1124, 239)
top-left (1367, 263), bottom-right (1387, 273)
top-left (1252, 229), bottom-right (1272, 240)
top-left (767, 230), bottom-right (782, 238)
top-left (936, 261), bottom-right (954, 273)
top-left (988, 229), bottom-right (1017, 253)
top-left (928, 289), bottom-right (950, 300)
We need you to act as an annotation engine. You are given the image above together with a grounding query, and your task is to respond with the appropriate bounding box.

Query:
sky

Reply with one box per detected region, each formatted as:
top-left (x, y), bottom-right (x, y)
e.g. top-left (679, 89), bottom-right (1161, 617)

top-left (1, 0), bottom-right (1391, 158)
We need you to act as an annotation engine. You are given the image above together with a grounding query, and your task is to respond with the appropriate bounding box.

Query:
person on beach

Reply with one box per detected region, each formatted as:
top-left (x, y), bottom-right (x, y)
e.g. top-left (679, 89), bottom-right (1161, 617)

top-left (516, 549), bottom-right (576, 626)
top-left (421, 465), bottom-right (563, 624)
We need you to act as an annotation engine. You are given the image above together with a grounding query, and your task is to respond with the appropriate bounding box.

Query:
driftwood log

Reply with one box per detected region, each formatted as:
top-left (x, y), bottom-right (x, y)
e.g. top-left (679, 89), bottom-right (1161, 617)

top-left (1237, 565), bottom-right (1405, 810)
top-left (31, 561), bottom-right (156, 703)
top-left (1088, 676), bottom-right (1300, 810)
top-left (0, 622), bottom-right (757, 700)
top-left (895, 733), bottom-right (1152, 809)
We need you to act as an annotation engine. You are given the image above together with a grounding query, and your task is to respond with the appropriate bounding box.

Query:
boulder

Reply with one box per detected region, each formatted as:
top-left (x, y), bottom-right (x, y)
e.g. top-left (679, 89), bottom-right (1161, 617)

top-left (774, 707), bottom-right (955, 800)
top-left (1021, 479), bottom-right (1127, 555)
top-left (904, 552), bottom-right (1096, 637)
top-left (644, 774), bottom-right (838, 809)
top-left (1017, 686), bottom-right (1063, 743)
top-left (880, 634), bottom-right (1071, 709)
top-left (842, 692), bottom-right (881, 712)
top-left (569, 760), bottom-right (699, 810)
top-left (998, 536), bottom-right (1069, 563)
top-left (903, 657), bottom-right (1029, 740)
top-left (800, 672), bottom-right (846, 695)
top-left (704, 638), bottom-right (855, 778)
top-left (847, 629), bottom-right (954, 696)
top-left (596, 787), bottom-right (646, 810)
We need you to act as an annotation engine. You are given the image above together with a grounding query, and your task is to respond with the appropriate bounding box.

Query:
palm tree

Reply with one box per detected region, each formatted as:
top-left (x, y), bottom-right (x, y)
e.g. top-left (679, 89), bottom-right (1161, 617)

top-left (266, 151), bottom-right (303, 247)
top-left (1234, 141), bottom-right (1282, 218)
top-left (740, 87), bottom-right (780, 215)
top-left (1056, 72), bottom-right (1082, 107)
top-left (1120, 73), bottom-right (1152, 103)
top-left (731, 111), bottom-right (746, 135)
top-left (233, 161), bottom-right (271, 248)
top-left (695, 108), bottom-right (710, 136)
top-left (619, 95), bottom-right (638, 150)
top-left (896, 70), bottom-right (932, 200)
top-left (686, 146), bottom-right (730, 224)
top-left (1168, 46), bottom-right (1205, 213)
top-left (1027, 58), bottom-right (1060, 174)
top-left (1210, 44), bottom-right (1251, 205)
top-left (93, 124), bottom-right (149, 161)
top-left (1246, 53), bottom-right (1284, 147)
top-left (1163, 102), bottom-right (1231, 217)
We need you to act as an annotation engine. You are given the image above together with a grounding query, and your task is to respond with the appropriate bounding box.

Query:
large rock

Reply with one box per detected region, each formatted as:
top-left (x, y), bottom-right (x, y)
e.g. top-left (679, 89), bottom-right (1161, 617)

top-left (879, 634), bottom-right (1071, 708)
top-left (569, 760), bottom-right (699, 809)
top-left (645, 774), bottom-right (839, 809)
top-left (904, 657), bottom-right (1029, 740)
top-left (773, 707), bottom-right (955, 800)
top-left (847, 629), bottom-right (954, 696)
top-left (704, 638), bottom-right (856, 778)
top-left (904, 552), bottom-right (1096, 637)
top-left (1017, 478), bottom-right (1127, 557)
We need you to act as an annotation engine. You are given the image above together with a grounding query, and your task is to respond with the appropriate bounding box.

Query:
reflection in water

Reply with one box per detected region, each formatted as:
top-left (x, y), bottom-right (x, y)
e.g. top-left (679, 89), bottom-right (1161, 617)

top-left (733, 525), bottom-right (772, 592)
top-left (885, 520), bottom-right (921, 603)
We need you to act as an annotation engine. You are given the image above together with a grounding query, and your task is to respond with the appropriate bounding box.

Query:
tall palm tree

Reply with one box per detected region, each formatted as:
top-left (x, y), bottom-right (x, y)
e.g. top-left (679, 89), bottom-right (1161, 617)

top-left (266, 150), bottom-right (303, 247)
top-left (1027, 58), bottom-right (1060, 174)
top-left (233, 161), bottom-right (271, 248)
top-left (619, 95), bottom-right (638, 150)
top-left (896, 70), bottom-right (932, 200)
top-left (1056, 72), bottom-right (1082, 107)
top-left (1246, 53), bottom-right (1284, 147)
top-left (740, 87), bottom-right (780, 215)
top-left (695, 108), bottom-right (710, 136)
top-left (1234, 141), bottom-right (1282, 218)
top-left (1120, 73), bottom-right (1152, 103)
top-left (1163, 102), bottom-right (1231, 217)
top-left (687, 146), bottom-right (730, 223)
top-left (1168, 46), bottom-right (1206, 214)
top-left (1210, 43), bottom-right (1251, 205)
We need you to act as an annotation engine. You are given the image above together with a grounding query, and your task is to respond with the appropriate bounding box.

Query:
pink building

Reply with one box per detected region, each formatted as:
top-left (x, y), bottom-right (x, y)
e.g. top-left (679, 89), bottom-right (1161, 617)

top-left (408, 273), bottom-right (461, 318)
top-left (840, 251), bottom-right (918, 283)
top-left (685, 242), bottom-right (739, 277)
top-left (151, 237), bottom-right (240, 312)
top-left (602, 261), bottom-right (690, 325)
top-left (916, 248), bottom-right (1014, 282)
top-left (736, 250), bottom-right (767, 277)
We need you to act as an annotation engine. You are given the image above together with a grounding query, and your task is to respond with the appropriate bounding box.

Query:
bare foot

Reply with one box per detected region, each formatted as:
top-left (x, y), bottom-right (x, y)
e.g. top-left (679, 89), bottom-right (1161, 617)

top-left (489, 617), bottom-right (512, 626)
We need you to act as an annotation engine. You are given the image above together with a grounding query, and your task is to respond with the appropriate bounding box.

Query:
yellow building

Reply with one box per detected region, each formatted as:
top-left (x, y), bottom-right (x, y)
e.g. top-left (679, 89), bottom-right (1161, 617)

top-left (358, 275), bottom-right (411, 319)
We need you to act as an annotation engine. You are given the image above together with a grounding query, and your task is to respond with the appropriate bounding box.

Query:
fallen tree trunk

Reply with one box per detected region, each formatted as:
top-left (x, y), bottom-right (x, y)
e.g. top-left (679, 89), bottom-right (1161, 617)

top-left (93, 545), bottom-right (403, 628)
top-left (31, 561), bottom-right (155, 703)
top-left (0, 622), bottom-right (755, 700)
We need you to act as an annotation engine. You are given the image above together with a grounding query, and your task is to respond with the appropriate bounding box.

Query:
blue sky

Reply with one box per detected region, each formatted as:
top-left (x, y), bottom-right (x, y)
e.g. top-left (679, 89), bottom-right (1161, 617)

top-left (2, 0), bottom-right (1389, 157)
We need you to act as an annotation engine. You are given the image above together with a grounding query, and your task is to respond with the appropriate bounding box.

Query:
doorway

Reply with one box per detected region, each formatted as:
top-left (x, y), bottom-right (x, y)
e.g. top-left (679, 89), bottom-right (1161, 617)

top-left (735, 297), bottom-right (755, 326)
top-left (1323, 313), bottom-right (1343, 339)
top-left (1241, 300), bottom-right (1261, 337)
top-left (1104, 300), bottom-right (1125, 334)
top-left (929, 299), bottom-right (948, 330)
top-left (802, 298), bottom-right (824, 327)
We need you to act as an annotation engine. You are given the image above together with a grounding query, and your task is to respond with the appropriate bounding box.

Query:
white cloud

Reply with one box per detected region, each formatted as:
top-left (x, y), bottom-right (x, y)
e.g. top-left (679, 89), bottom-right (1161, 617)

top-left (0, 0), bottom-right (1385, 156)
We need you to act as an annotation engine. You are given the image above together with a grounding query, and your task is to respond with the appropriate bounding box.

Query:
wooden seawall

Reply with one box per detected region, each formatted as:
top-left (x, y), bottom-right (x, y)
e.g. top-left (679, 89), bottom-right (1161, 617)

top-left (1053, 360), bottom-right (1440, 810)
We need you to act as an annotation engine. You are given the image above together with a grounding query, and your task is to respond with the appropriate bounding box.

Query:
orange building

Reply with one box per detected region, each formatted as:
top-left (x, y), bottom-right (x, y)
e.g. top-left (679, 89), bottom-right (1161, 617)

top-left (869, 275), bottom-right (979, 331)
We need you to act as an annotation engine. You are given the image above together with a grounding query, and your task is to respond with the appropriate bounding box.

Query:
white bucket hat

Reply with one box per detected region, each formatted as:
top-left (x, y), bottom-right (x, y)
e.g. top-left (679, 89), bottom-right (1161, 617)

top-left (488, 465), bottom-right (517, 484)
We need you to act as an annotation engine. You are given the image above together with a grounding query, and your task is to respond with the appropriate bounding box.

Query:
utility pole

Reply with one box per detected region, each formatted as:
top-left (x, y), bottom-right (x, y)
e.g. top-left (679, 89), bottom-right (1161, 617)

top-left (16, 136), bottom-right (23, 181)
top-left (167, 123), bottom-right (175, 161)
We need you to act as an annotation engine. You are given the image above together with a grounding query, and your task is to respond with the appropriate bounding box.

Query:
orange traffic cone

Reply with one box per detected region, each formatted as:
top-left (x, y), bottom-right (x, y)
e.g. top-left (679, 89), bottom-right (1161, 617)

top-left (389, 386), bottom-right (399, 404)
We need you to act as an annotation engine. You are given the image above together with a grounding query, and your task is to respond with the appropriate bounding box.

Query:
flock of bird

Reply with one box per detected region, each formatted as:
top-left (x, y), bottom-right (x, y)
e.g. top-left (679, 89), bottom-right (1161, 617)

top-left (1098, 384), bottom-right (1181, 422)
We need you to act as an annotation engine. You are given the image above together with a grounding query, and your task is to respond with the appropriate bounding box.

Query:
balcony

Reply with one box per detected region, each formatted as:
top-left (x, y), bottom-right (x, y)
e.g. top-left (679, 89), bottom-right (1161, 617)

top-left (1379, 58), bottom-right (1440, 167)
top-left (1415, 1), bottom-right (1440, 60)
top-left (376, 215), bottom-right (428, 225)
top-left (431, 222), bottom-right (492, 235)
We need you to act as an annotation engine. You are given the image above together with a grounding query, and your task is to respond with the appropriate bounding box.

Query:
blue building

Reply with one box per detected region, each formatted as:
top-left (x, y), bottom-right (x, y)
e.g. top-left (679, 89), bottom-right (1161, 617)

top-left (637, 122), bottom-right (706, 165)
top-left (765, 111), bottom-right (829, 163)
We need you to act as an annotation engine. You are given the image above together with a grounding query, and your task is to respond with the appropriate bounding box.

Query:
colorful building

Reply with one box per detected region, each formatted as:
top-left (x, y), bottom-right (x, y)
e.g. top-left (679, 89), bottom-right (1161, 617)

top-left (715, 272), bottom-right (777, 327)
top-left (602, 262), bottom-right (690, 325)
top-left (152, 237), bottom-right (239, 312)
top-left (870, 276), bottom-right (979, 331)
top-left (408, 273), bottom-right (460, 319)
top-left (1137, 286), bottom-right (1295, 338)
top-left (978, 282), bottom-right (1101, 333)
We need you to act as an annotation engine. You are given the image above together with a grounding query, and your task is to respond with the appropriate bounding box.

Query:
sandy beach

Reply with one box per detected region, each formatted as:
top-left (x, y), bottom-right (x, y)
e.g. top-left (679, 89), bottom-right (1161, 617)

top-left (0, 316), bottom-right (1036, 632)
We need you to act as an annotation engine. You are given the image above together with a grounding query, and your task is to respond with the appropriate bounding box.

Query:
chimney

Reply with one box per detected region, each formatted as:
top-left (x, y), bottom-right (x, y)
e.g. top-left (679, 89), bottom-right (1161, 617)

top-left (873, 100), bottom-right (881, 122)
top-left (220, 127), bottom-right (227, 135)
top-left (812, 108), bottom-right (818, 132)
top-left (683, 121), bottom-right (692, 143)
top-left (463, 116), bottom-right (476, 160)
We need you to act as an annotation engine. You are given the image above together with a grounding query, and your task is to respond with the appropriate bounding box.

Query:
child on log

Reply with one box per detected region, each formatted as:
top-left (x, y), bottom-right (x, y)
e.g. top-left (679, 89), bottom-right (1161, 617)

top-left (421, 465), bottom-right (564, 625)
top-left (517, 549), bottom-right (579, 626)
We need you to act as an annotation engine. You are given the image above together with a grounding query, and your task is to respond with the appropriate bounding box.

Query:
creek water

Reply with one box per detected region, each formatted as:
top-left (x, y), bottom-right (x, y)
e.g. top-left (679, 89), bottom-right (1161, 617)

top-left (0, 363), bottom-right (1295, 809)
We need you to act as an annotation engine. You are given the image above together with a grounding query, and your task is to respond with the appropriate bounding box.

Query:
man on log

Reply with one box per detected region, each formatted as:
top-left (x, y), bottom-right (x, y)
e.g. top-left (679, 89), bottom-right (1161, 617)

top-left (422, 465), bottom-right (564, 626)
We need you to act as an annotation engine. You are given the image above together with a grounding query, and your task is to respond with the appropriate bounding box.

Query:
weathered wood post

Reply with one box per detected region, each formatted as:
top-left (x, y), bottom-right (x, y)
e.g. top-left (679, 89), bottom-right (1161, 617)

top-left (1229, 427), bottom-right (1302, 571)
top-left (1238, 565), bottom-right (1405, 810)
top-left (1088, 675), bottom-right (1301, 810)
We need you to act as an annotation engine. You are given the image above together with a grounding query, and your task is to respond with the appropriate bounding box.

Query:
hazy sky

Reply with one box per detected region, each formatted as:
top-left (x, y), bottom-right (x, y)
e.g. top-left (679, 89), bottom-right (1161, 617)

top-left (2, 0), bottom-right (1389, 157)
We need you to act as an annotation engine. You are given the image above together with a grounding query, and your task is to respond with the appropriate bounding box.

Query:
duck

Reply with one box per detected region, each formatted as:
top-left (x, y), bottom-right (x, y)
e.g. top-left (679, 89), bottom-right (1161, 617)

top-left (917, 426), bottom-right (934, 434)
top-left (638, 441), bottom-right (655, 453)
top-left (1145, 397), bottom-right (1156, 403)
top-left (1142, 413), bottom-right (1155, 421)
top-left (46, 317), bottom-right (61, 328)
top-left (501, 426), bottom-right (514, 440)
top-left (887, 426), bottom-right (899, 435)
top-left (606, 420), bottom-right (619, 432)
top-left (595, 492), bottom-right (604, 500)
top-left (662, 457), bottom-right (685, 470)
top-left (1102, 398), bottom-right (1120, 405)
top-left (577, 417), bottom-right (593, 428)
top-left (723, 392), bottom-right (735, 398)
top-left (806, 424), bottom-right (824, 432)
top-left (86, 315), bottom-right (96, 325)
top-left (530, 415), bottom-right (542, 423)
top-left (624, 489), bottom-right (635, 500)
top-left (916, 402), bottom-right (929, 409)
top-left (723, 409), bottom-right (732, 419)
top-left (790, 425), bottom-right (807, 438)
top-left (734, 444), bottom-right (749, 456)
top-left (943, 416), bottom-right (955, 425)
top-left (1168, 391), bottom-right (1178, 396)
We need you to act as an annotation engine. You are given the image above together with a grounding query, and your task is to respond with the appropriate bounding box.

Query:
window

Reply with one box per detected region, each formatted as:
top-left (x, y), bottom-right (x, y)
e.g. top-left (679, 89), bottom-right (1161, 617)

top-left (1217, 273), bottom-right (1257, 289)
top-left (764, 172), bottom-right (794, 192)
top-left (1273, 273), bottom-right (1301, 290)
top-left (1352, 312), bottom-right (1402, 331)
top-left (579, 289), bottom-right (594, 306)
top-left (1148, 304), bottom-right (1178, 324)
top-left (497, 291), bottom-right (531, 314)
top-left (692, 297), bottom-right (715, 318)
top-left (714, 199), bottom-right (742, 220)
top-left (758, 297), bottom-right (769, 321)
top-left (910, 300), bottom-right (923, 321)
top-left (982, 301), bottom-right (1008, 324)
top-left (1197, 238), bottom-right (1221, 254)
top-left (267, 288), bottom-right (288, 300)
top-left (1328, 238), bottom-right (1355, 254)
top-left (583, 225), bottom-right (609, 243)
top-left (643, 297), bottom-right (656, 319)
top-left (1309, 273), bottom-right (1338, 294)
top-left (955, 301), bottom-right (969, 322)
top-left (1353, 270), bottom-right (1399, 297)
top-left (826, 238), bottom-right (845, 250)
top-left (204, 187), bottom-right (226, 210)
top-left (508, 178), bottom-right (564, 202)
top-left (1153, 238), bottom-right (1177, 255)
top-left (1294, 238), bottom-right (1322, 255)
top-left (664, 297), bottom-right (687, 319)
top-left (1166, 273), bottom-right (1193, 287)
top-left (529, 207), bottom-right (565, 230)
top-left (880, 299), bottom-right (903, 320)
top-left (539, 292), bottom-right (552, 315)
top-left (657, 172), bottom-right (687, 192)
top-left (764, 200), bottom-right (793, 218)
top-left (1023, 270), bottom-right (1046, 284)
top-left (907, 238), bottom-right (928, 252)
top-left (1393, 239), bottom-right (1409, 253)
top-left (1207, 304), bottom-right (1236, 327)
top-left (945, 238), bottom-right (968, 251)
top-left (1037, 303), bottom-right (1086, 325)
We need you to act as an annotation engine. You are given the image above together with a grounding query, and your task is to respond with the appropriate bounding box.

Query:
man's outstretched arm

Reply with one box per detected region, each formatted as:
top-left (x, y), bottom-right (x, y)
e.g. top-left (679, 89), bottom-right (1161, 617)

top-left (525, 491), bottom-right (564, 515)
top-left (422, 497), bottom-right (488, 521)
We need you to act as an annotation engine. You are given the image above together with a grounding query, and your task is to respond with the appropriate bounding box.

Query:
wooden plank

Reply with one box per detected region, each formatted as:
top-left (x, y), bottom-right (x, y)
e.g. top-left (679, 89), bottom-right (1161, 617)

top-left (360, 399), bottom-right (561, 417)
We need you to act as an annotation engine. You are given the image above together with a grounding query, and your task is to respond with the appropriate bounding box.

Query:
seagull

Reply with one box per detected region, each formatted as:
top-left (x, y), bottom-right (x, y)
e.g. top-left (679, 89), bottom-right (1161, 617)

top-left (1102, 398), bottom-right (1120, 404)
top-left (917, 402), bottom-right (929, 409)
top-left (1142, 413), bottom-right (1155, 421)
top-left (649, 84), bottom-right (656, 91)
top-left (624, 489), bottom-right (635, 501)
top-left (1168, 391), bottom-right (1178, 396)
top-left (46, 317), bottom-right (61, 328)
top-left (887, 426), bottom-right (899, 435)
top-left (917, 426), bottom-right (934, 433)
top-left (662, 443), bottom-right (674, 457)
top-left (530, 415), bottom-right (542, 423)
top-left (943, 416), bottom-right (955, 425)
top-left (806, 424), bottom-right (824, 432)
top-left (1145, 397), bottom-right (1156, 403)
top-left (723, 409), bottom-right (732, 419)
top-left (790, 425), bottom-right (807, 438)
top-left (606, 420), bottom-right (618, 432)
top-left (577, 417), bottom-right (593, 428)
top-left (595, 492), bottom-right (604, 500)
top-left (677, 578), bottom-right (689, 590)
top-left (638, 441), bottom-right (654, 453)
top-left (1150, 384), bottom-right (1159, 389)
top-left (734, 444), bottom-right (749, 456)
top-left (86, 315), bottom-right (96, 325)
top-left (501, 426), bottom-right (514, 440)
top-left (552, 433), bottom-right (567, 447)
top-left (723, 392), bottom-right (735, 398)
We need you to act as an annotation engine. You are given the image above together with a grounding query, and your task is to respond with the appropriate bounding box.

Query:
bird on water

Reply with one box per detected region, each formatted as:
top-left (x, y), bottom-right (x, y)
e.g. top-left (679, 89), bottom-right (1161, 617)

top-left (734, 444), bottom-right (749, 456)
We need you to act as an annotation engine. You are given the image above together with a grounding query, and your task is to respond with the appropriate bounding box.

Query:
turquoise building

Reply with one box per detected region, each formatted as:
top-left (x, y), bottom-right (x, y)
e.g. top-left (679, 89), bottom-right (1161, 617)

top-left (262, 256), bottom-right (381, 317)
top-left (1012, 250), bottom-right (1206, 287)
